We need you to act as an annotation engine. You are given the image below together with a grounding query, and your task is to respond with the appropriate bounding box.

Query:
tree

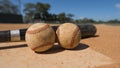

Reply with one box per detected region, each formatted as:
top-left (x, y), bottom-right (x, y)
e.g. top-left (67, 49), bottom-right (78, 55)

top-left (52, 14), bottom-right (57, 21)
top-left (67, 13), bottom-right (74, 18)
top-left (24, 2), bottom-right (75, 23)
top-left (0, 0), bottom-right (19, 14)
top-left (97, 20), bottom-right (104, 23)
top-left (24, 2), bottom-right (51, 22)
top-left (66, 13), bottom-right (74, 22)
top-left (76, 18), bottom-right (96, 24)
top-left (107, 19), bottom-right (120, 24)
top-left (24, 3), bottom-right (36, 22)
top-left (58, 12), bottom-right (66, 23)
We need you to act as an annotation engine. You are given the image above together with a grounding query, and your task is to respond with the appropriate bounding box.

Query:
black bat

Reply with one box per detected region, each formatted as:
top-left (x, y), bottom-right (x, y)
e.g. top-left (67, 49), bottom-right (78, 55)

top-left (0, 24), bottom-right (97, 42)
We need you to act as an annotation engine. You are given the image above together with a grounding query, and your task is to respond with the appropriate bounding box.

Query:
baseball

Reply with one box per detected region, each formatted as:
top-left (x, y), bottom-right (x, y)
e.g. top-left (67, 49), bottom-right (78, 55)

top-left (25, 23), bottom-right (55, 52)
top-left (56, 23), bottom-right (81, 49)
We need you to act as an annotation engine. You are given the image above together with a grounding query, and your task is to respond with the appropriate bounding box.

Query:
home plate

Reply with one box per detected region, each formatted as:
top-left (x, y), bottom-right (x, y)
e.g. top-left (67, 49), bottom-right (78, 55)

top-left (0, 43), bottom-right (114, 68)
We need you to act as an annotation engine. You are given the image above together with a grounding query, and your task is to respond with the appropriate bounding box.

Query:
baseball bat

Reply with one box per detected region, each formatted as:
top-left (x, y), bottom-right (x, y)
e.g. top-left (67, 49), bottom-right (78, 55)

top-left (0, 24), bottom-right (97, 42)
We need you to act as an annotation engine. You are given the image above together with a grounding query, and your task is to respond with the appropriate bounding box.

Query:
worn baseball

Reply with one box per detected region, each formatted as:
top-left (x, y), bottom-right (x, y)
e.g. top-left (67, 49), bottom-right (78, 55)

top-left (25, 23), bottom-right (55, 52)
top-left (56, 23), bottom-right (81, 49)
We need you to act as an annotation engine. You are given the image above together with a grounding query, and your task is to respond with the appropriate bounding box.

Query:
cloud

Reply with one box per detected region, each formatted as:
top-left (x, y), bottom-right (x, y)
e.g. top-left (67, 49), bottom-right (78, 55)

top-left (115, 3), bottom-right (120, 9)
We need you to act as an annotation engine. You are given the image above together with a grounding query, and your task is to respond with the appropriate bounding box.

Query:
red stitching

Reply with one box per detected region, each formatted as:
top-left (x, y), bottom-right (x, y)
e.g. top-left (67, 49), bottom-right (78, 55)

top-left (70, 26), bottom-right (79, 48)
top-left (32, 42), bottom-right (54, 51)
top-left (26, 24), bottom-right (49, 34)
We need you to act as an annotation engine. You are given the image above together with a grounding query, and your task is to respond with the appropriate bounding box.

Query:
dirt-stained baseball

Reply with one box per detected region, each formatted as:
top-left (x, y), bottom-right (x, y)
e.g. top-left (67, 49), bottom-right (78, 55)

top-left (56, 23), bottom-right (81, 49)
top-left (25, 23), bottom-right (55, 52)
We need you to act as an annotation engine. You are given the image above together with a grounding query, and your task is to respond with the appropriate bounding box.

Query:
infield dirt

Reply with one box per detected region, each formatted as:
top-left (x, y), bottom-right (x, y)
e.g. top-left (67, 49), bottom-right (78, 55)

top-left (0, 23), bottom-right (120, 68)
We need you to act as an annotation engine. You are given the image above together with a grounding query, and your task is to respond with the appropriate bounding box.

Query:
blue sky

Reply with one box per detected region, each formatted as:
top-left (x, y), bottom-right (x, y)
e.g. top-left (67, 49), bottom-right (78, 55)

top-left (12, 0), bottom-right (120, 21)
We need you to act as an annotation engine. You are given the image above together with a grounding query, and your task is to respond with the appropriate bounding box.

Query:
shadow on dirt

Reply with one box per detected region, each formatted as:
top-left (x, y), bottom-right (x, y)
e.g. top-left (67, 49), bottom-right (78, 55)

top-left (82, 35), bottom-right (99, 39)
top-left (0, 44), bottom-right (27, 50)
top-left (36, 43), bottom-right (89, 54)
top-left (0, 43), bottom-right (89, 54)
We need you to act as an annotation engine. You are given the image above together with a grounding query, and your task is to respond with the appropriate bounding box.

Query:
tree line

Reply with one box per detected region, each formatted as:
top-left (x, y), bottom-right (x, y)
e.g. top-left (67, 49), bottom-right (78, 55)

top-left (76, 18), bottom-right (120, 24)
top-left (0, 0), bottom-right (20, 14)
top-left (23, 2), bottom-right (74, 23)
top-left (0, 0), bottom-right (120, 24)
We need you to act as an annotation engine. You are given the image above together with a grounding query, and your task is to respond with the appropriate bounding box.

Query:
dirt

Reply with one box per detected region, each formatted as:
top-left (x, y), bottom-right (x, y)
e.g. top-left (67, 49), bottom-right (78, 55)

top-left (0, 23), bottom-right (120, 68)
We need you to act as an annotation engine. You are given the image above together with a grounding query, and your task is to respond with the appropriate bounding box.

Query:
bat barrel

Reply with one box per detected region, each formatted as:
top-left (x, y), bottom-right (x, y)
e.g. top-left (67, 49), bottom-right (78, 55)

top-left (0, 24), bottom-right (97, 42)
top-left (78, 23), bottom-right (97, 38)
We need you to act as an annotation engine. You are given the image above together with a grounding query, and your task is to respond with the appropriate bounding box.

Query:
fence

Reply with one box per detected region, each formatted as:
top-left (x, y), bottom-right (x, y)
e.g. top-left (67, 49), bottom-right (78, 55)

top-left (0, 13), bottom-right (23, 23)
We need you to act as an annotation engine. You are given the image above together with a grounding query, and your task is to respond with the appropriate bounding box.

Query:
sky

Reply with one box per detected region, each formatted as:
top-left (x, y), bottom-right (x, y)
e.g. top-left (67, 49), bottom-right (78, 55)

top-left (12, 0), bottom-right (120, 21)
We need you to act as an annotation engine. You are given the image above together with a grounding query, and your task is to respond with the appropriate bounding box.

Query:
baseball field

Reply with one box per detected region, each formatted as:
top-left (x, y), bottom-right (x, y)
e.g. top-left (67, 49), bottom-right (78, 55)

top-left (0, 23), bottom-right (120, 68)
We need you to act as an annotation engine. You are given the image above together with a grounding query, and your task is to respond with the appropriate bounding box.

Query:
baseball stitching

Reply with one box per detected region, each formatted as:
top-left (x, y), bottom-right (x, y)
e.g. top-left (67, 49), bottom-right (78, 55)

top-left (32, 42), bottom-right (54, 51)
top-left (70, 26), bottom-right (79, 48)
top-left (26, 24), bottom-right (49, 34)
top-left (26, 24), bottom-right (55, 51)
